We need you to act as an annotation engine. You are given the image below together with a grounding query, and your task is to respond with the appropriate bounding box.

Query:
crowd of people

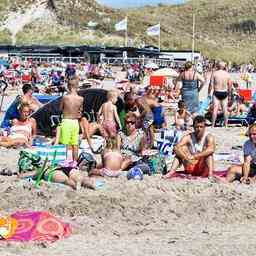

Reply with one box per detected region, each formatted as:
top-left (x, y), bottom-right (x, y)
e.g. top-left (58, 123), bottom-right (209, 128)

top-left (1, 57), bottom-right (256, 189)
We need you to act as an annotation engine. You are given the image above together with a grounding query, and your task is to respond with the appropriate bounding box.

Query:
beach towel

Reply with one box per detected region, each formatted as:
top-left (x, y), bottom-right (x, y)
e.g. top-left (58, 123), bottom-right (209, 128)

top-left (166, 170), bottom-right (227, 180)
top-left (36, 144), bottom-right (67, 165)
top-left (5, 211), bottom-right (71, 242)
top-left (154, 129), bottom-right (183, 157)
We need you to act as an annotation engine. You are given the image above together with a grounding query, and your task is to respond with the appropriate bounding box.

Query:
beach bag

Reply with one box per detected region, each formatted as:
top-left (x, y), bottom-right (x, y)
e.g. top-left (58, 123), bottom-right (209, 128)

top-left (141, 154), bottom-right (167, 175)
top-left (18, 150), bottom-right (41, 173)
top-left (36, 144), bottom-right (67, 165)
top-left (77, 152), bottom-right (96, 172)
top-left (127, 167), bottom-right (143, 180)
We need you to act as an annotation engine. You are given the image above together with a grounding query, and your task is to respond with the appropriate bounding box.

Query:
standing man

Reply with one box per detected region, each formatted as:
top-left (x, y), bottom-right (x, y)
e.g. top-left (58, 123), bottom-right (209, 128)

top-left (163, 115), bottom-right (215, 178)
top-left (208, 61), bottom-right (232, 128)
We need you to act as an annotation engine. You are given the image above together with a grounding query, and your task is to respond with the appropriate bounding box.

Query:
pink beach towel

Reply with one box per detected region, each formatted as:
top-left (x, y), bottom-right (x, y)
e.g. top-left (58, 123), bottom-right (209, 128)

top-left (6, 211), bottom-right (71, 242)
top-left (166, 170), bottom-right (227, 180)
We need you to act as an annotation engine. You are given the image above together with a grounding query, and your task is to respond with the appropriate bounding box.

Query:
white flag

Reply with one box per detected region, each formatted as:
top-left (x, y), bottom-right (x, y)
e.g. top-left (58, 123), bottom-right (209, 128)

top-left (87, 21), bottom-right (98, 27)
top-left (146, 23), bottom-right (160, 36)
top-left (115, 18), bottom-right (127, 31)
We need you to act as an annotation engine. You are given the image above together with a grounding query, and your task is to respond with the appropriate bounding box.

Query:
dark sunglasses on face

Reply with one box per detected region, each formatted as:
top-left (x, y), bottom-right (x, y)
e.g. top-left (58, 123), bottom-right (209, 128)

top-left (126, 120), bottom-right (135, 125)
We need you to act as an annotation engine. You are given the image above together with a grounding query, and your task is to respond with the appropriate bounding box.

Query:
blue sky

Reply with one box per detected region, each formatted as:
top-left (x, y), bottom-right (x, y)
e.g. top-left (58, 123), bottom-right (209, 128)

top-left (97, 0), bottom-right (186, 8)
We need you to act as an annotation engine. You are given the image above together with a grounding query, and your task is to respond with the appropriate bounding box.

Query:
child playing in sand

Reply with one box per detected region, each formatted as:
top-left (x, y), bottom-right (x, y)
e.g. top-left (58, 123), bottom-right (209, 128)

top-left (98, 90), bottom-right (122, 138)
top-left (89, 137), bottom-right (123, 177)
top-left (175, 100), bottom-right (192, 130)
top-left (58, 79), bottom-right (83, 161)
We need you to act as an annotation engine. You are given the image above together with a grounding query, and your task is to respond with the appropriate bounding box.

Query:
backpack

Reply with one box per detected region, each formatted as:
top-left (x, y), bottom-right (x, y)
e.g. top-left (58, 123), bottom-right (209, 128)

top-left (77, 152), bottom-right (96, 172)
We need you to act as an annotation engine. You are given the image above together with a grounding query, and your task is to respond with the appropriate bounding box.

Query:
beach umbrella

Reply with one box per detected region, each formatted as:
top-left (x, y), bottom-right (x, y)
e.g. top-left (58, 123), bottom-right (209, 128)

top-left (31, 88), bottom-right (124, 136)
top-left (152, 68), bottom-right (179, 77)
top-left (145, 62), bottom-right (159, 69)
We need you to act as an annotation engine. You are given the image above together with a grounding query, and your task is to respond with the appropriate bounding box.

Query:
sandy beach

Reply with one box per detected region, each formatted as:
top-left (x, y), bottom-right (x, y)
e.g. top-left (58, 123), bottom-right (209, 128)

top-left (1, 68), bottom-right (256, 255)
top-left (1, 122), bottom-right (255, 255)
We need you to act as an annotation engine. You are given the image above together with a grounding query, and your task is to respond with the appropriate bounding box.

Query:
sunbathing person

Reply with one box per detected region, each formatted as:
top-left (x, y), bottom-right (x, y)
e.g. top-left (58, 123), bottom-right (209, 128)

top-left (226, 124), bottom-right (256, 184)
top-left (18, 164), bottom-right (96, 190)
top-left (0, 103), bottom-right (37, 148)
top-left (89, 138), bottom-right (123, 177)
top-left (163, 115), bottom-right (215, 178)
top-left (21, 83), bottom-right (42, 112)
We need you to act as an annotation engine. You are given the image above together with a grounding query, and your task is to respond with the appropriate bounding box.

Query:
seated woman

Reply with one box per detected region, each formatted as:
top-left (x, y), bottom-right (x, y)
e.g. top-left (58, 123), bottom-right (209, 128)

top-left (89, 137), bottom-right (123, 177)
top-left (0, 103), bottom-right (37, 147)
top-left (117, 112), bottom-right (146, 171)
top-left (227, 124), bottom-right (256, 184)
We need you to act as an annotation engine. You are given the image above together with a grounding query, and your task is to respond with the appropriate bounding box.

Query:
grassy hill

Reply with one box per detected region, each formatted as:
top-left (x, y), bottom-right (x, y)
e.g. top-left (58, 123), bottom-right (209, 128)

top-left (0, 0), bottom-right (256, 63)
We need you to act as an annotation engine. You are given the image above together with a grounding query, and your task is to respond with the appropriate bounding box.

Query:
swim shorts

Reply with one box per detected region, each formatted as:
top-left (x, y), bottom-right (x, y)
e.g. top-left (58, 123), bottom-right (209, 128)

top-left (184, 158), bottom-right (209, 177)
top-left (59, 119), bottom-right (79, 146)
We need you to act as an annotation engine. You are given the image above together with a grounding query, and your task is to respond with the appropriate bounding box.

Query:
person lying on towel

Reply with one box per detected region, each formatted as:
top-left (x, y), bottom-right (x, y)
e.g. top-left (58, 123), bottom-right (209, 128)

top-left (163, 115), bottom-right (215, 179)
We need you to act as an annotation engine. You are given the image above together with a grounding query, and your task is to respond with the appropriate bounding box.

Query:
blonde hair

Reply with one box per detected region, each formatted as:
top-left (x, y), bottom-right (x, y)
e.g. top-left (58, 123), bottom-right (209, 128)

top-left (248, 123), bottom-right (256, 137)
top-left (67, 79), bottom-right (79, 90)
top-left (106, 137), bottom-right (118, 150)
top-left (107, 90), bottom-right (117, 100)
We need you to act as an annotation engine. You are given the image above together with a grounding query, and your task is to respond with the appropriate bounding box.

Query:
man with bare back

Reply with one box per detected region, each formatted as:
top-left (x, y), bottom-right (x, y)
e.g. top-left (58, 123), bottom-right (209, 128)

top-left (208, 61), bottom-right (232, 128)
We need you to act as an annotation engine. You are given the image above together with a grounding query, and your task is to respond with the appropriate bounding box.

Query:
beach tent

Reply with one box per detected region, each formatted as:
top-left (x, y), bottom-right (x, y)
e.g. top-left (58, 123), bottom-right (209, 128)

top-left (1, 95), bottom-right (59, 128)
top-left (32, 88), bottom-right (124, 136)
top-left (152, 68), bottom-right (179, 77)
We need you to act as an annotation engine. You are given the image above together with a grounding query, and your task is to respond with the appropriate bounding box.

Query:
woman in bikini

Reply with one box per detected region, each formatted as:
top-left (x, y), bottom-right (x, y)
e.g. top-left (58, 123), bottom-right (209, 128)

top-left (0, 103), bottom-right (37, 147)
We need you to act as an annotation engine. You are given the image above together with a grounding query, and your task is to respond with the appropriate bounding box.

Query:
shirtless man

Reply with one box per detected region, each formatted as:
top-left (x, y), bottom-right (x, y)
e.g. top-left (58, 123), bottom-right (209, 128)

top-left (98, 90), bottom-right (121, 138)
top-left (21, 83), bottom-right (42, 112)
top-left (59, 79), bottom-right (83, 160)
top-left (163, 115), bottom-right (215, 179)
top-left (208, 61), bottom-right (232, 127)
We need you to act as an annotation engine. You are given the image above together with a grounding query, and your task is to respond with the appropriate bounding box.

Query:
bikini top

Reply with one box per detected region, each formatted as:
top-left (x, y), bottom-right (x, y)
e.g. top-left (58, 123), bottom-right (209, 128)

top-left (10, 122), bottom-right (32, 139)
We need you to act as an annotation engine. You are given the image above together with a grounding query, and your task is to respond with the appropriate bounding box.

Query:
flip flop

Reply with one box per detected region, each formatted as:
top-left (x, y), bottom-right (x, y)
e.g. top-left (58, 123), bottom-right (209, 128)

top-left (0, 168), bottom-right (12, 176)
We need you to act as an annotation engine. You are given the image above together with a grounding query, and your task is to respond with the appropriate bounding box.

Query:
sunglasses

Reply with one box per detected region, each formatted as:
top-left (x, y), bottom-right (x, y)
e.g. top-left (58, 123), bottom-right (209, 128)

top-left (126, 120), bottom-right (136, 125)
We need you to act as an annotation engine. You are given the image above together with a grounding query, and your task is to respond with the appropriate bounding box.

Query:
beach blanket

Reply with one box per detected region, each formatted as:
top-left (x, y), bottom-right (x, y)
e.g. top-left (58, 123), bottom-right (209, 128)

top-left (154, 129), bottom-right (183, 157)
top-left (4, 211), bottom-right (71, 242)
top-left (166, 170), bottom-right (227, 180)
top-left (36, 144), bottom-right (67, 165)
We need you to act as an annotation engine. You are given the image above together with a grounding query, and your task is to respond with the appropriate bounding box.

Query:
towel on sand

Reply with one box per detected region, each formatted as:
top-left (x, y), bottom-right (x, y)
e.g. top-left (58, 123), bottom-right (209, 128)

top-left (4, 211), bottom-right (71, 242)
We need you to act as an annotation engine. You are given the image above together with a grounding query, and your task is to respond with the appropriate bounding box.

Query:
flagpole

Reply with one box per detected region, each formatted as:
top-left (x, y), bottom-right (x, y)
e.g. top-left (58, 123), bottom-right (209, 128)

top-left (158, 23), bottom-right (161, 51)
top-left (125, 17), bottom-right (128, 47)
top-left (192, 12), bottom-right (195, 62)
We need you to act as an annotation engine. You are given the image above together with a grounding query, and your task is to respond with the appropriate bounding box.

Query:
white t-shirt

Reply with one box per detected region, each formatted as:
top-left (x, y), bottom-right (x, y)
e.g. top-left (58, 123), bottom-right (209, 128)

top-left (243, 140), bottom-right (256, 164)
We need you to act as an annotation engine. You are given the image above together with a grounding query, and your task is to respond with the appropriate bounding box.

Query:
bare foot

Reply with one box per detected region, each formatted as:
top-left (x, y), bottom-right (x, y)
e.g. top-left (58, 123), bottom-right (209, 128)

top-left (162, 171), bottom-right (176, 179)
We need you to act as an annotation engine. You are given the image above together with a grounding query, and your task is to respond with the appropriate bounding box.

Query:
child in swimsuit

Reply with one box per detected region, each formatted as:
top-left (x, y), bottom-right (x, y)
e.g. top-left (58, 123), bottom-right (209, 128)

top-left (89, 138), bottom-right (123, 177)
top-left (98, 90), bottom-right (122, 138)
top-left (175, 100), bottom-right (192, 130)
top-left (58, 79), bottom-right (83, 161)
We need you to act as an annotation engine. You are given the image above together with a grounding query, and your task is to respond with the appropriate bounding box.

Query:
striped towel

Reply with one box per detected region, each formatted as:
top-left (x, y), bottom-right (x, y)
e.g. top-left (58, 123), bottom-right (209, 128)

top-left (36, 144), bottom-right (67, 165)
